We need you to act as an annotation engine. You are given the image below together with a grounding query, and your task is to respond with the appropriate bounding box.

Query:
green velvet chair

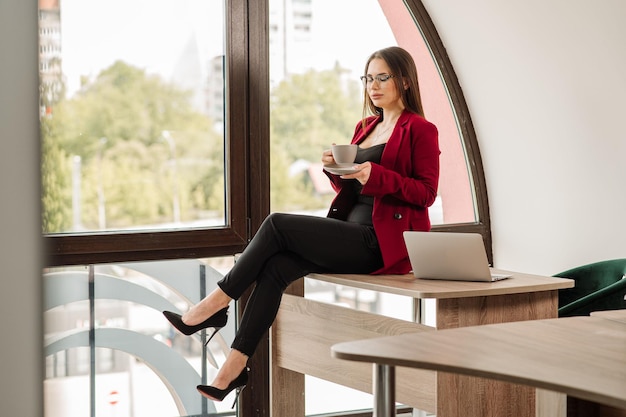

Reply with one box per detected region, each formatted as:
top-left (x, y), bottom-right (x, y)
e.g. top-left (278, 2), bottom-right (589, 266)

top-left (554, 258), bottom-right (626, 317)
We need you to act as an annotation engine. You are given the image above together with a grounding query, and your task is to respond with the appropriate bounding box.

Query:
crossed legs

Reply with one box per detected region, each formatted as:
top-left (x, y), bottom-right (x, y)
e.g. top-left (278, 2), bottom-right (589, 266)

top-left (173, 213), bottom-right (383, 398)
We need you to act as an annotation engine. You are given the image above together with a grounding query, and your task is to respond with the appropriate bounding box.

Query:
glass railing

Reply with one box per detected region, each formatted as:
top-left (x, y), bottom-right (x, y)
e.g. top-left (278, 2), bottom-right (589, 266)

top-left (43, 258), bottom-right (237, 417)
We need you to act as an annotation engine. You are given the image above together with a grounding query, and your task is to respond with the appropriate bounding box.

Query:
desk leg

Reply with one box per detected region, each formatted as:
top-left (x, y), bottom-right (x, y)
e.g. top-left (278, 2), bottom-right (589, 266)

top-left (373, 364), bottom-right (395, 417)
top-left (412, 297), bottom-right (423, 323)
top-left (536, 389), bottom-right (565, 417)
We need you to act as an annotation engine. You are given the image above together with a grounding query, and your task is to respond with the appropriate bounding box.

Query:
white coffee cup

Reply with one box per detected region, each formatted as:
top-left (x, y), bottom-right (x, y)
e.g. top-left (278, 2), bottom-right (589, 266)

top-left (331, 144), bottom-right (358, 164)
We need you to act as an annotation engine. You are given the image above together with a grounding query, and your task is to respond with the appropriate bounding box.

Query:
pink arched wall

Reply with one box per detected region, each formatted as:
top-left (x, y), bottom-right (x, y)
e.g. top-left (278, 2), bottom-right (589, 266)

top-left (378, 0), bottom-right (475, 224)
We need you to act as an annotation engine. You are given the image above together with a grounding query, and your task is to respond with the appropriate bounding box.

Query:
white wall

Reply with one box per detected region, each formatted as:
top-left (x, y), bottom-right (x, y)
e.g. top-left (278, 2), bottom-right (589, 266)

top-left (423, 0), bottom-right (626, 275)
top-left (0, 0), bottom-right (44, 416)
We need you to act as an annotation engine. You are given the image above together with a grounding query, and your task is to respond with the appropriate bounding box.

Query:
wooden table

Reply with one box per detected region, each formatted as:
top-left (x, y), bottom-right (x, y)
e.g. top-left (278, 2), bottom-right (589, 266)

top-left (271, 270), bottom-right (574, 416)
top-left (332, 316), bottom-right (626, 417)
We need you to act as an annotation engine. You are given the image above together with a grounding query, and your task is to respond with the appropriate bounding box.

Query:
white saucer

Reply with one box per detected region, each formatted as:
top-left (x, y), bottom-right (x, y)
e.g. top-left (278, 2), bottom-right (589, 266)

top-left (324, 163), bottom-right (361, 175)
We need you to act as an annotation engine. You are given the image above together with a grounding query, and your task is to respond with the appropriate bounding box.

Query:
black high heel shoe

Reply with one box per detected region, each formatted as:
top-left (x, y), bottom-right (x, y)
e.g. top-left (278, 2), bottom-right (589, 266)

top-left (163, 307), bottom-right (229, 345)
top-left (197, 367), bottom-right (249, 408)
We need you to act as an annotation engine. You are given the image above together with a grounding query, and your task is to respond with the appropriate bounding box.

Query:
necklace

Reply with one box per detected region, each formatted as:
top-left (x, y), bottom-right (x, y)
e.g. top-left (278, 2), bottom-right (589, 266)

top-left (375, 121), bottom-right (397, 143)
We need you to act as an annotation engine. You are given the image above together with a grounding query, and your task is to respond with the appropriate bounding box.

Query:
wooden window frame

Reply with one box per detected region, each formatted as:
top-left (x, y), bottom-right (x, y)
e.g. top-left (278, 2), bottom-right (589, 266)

top-left (404, 0), bottom-right (493, 262)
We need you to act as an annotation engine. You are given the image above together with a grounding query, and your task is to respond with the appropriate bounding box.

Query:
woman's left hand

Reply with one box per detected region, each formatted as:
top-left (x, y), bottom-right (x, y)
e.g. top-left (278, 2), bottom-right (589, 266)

top-left (341, 162), bottom-right (371, 185)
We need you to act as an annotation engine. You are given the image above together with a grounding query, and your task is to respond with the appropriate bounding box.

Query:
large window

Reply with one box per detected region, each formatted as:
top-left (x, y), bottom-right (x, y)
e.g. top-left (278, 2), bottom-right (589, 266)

top-left (40, 0), bottom-right (265, 267)
top-left (40, 0), bottom-right (490, 267)
top-left (40, 0), bottom-right (491, 416)
top-left (41, 0), bottom-right (227, 234)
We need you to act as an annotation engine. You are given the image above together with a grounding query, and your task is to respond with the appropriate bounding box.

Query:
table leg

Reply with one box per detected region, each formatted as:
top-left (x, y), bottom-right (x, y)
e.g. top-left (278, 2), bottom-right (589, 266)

top-left (536, 388), bottom-right (566, 417)
top-left (373, 364), bottom-right (395, 417)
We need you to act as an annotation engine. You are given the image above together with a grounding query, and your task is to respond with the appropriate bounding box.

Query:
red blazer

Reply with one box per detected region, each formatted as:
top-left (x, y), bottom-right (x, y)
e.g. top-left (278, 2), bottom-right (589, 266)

top-left (325, 110), bottom-right (440, 274)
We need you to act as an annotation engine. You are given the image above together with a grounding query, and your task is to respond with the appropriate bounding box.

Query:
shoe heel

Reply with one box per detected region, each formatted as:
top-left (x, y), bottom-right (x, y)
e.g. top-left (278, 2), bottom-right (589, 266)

top-left (204, 326), bottom-right (223, 347)
top-left (230, 385), bottom-right (246, 409)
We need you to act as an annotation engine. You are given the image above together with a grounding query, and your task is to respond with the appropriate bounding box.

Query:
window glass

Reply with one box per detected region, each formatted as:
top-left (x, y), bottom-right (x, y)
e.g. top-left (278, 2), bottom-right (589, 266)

top-left (269, 0), bottom-right (477, 225)
top-left (40, 0), bottom-right (226, 234)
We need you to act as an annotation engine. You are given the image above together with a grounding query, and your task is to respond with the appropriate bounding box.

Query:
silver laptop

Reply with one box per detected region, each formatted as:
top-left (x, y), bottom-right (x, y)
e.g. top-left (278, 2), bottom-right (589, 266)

top-left (403, 231), bottom-right (512, 282)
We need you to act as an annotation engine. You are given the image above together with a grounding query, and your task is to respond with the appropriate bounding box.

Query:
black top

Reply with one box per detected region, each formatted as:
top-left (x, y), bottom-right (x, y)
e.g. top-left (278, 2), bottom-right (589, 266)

top-left (346, 143), bottom-right (386, 226)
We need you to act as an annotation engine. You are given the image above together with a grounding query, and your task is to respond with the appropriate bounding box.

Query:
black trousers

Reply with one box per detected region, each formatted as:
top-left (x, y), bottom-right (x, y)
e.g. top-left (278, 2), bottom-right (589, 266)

top-left (217, 212), bottom-right (384, 357)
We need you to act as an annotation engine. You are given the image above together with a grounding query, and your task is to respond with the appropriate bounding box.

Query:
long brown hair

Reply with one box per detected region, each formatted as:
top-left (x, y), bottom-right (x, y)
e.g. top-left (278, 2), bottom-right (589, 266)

top-left (361, 46), bottom-right (425, 124)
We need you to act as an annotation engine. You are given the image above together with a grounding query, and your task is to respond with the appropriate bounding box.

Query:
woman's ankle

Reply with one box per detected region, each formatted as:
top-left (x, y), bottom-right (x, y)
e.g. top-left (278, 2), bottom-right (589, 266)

top-left (212, 350), bottom-right (248, 388)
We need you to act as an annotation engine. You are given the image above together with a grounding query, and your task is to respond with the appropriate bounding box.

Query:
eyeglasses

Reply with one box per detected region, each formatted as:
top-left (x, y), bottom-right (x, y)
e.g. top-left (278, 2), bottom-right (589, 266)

top-left (360, 74), bottom-right (395, 86)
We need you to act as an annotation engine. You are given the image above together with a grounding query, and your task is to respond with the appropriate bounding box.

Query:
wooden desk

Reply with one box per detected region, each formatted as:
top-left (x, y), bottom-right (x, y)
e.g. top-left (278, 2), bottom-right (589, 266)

top-left (271, 271), bottom-right (573, 416)
top-left (332, 316), bottom-right (626, 417)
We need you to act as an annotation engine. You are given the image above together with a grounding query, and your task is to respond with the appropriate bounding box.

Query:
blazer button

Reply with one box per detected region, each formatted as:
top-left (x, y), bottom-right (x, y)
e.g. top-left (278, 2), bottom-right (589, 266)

top-left (394, 213), bottom-right (402, 220)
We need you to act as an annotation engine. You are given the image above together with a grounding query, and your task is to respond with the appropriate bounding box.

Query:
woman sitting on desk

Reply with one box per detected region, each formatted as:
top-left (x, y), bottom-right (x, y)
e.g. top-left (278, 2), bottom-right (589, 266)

top-left (163, 46), bottom-right (440, 406)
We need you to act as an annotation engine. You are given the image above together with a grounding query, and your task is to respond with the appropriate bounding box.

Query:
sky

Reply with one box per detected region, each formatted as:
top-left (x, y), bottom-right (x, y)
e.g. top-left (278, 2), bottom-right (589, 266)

top-left (61, 0), bottom-right (223, 95)
top-left (308, 0), bottom-right (396, 73)
top-left (60, 0), bottom-right (396, 96)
